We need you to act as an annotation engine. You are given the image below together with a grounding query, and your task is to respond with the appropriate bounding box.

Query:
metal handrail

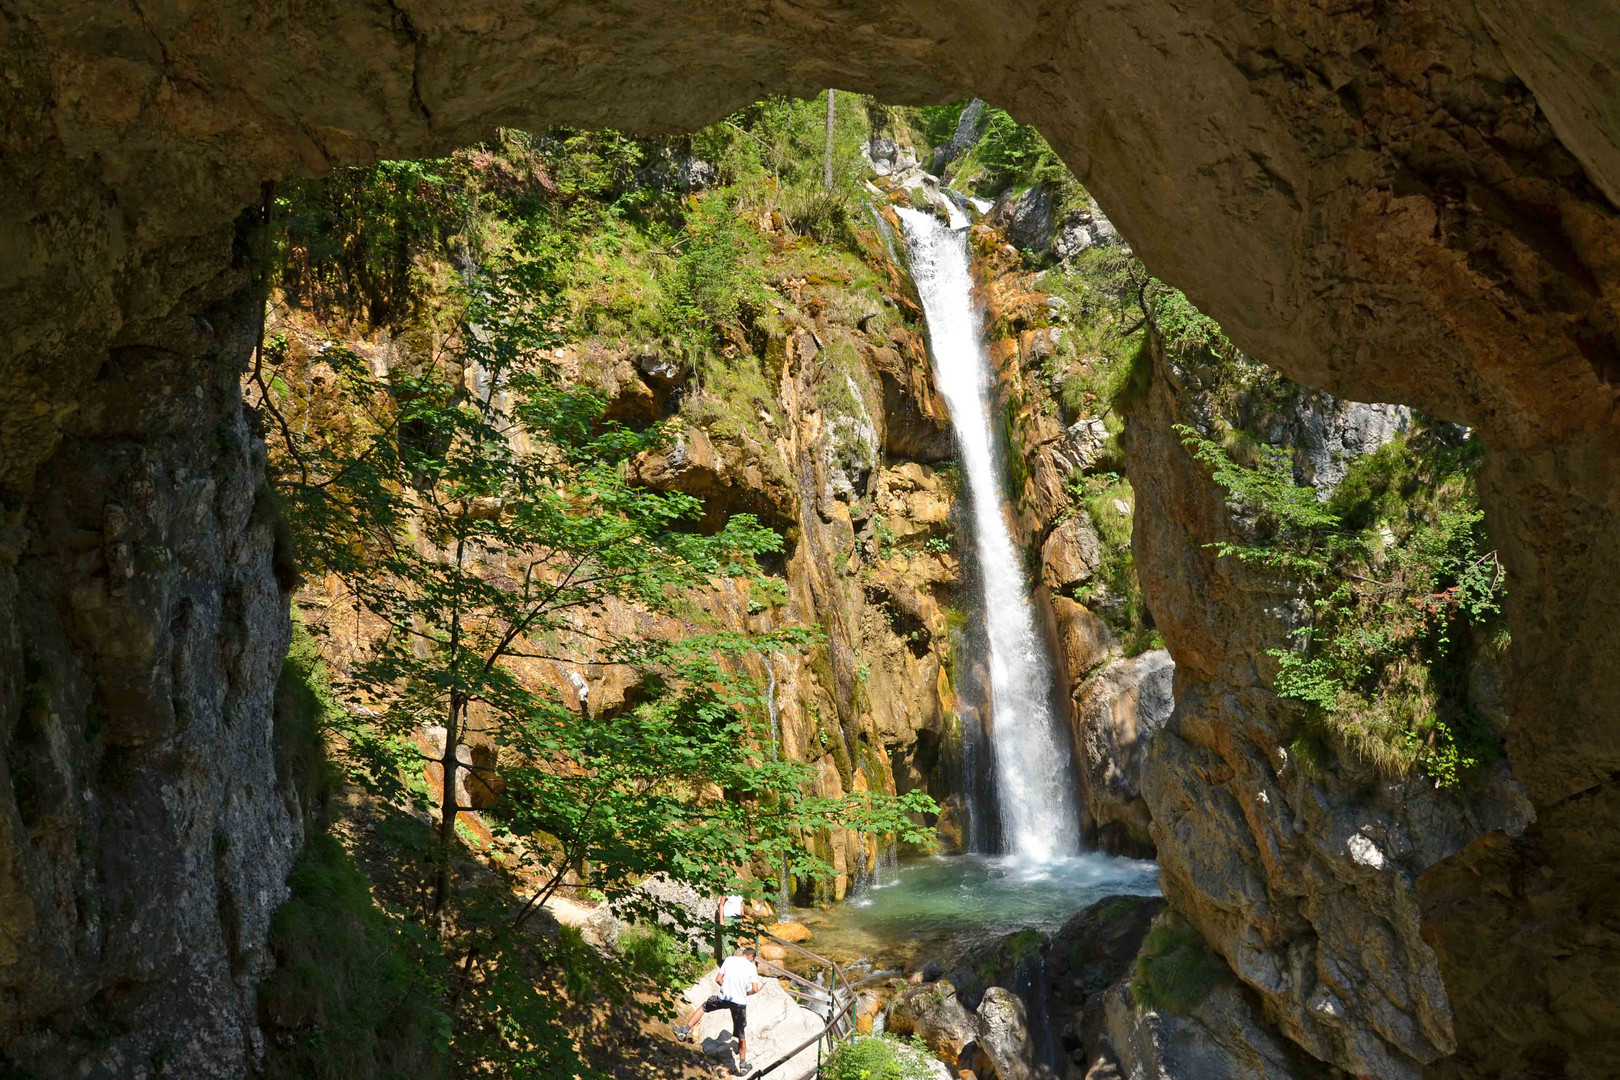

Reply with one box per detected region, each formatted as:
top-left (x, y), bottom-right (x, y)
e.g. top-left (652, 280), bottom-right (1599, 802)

top-left (741, 927), bottom-right (859, 1079)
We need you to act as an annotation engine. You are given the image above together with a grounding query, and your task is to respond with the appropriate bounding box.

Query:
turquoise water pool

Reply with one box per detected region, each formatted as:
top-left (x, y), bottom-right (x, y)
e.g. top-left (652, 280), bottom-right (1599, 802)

top-left (796, 853), bottom-right (1161, 971)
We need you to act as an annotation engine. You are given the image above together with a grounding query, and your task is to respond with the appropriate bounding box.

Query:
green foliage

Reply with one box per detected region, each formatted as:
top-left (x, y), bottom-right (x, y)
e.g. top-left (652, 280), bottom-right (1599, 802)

top-left (873, 514), bottom-right (897, 559)
top-left (943, 106), bottom-right (1077, 203)
top-left (1131, 919), bottom-right (1229, 1014)
top-left (273, 616), bottom-right (342, 827)
top-left (258, 833), bottom-right (450, 1080)
top-left (617, 925), bottom-right (701, 990)
top-left (972, 108), bottom-right (1057, 188)
top-left (824, 1036), bottom-right (939, 1080)
top-left (915, 102), bottom-right (968, 149)
top-left (276, 158), bottom-right (469, 328)
top-left (1173, 424), bottom-right (1341, 575)
top-left (663, 193), bottom-right (762, 345)
top-left (1176, 422), bottom-right (1506, 784)
top-left (264, 200), bottom-right (934, 1074)
top-left (1065, 475), bottom-right (1161, 656)
top-left (259, 98), bottom-right (954, 1075)
top-left (1150, 287), bottom-right (1229, 362)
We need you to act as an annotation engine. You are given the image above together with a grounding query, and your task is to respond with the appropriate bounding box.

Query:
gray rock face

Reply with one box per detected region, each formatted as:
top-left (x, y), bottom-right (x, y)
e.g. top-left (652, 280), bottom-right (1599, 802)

top-left (1097, 979), bottom-right (1325, 1080)
top-left (1055, 908), bottom-right (1330, 1080)
top-left (1041, 515), bottom-right (1103, 591)
top-left (1125, 345), bottom-right (1536, 1079)
top-left (886, 981), bottom-right (980, 1067)
top-left (1052, 417), bottom-right (1109, 476)
top-left (931, 99), bottom-right (987, 175)
top-left (822, 373), bottom-right (880, 502)
top-left (0, 281), bottom-right (298, 1078)
top-left (1052, 201), bottom-right (1122, 262)
top-left (990, 184), bottom-right (1056, 254)
top-left (867, 133), bottom-right (920, 178)
top-left (1072, 650), bottom-right (1174, 857)
top-left (1282, 393), bottom-right (1412, 494)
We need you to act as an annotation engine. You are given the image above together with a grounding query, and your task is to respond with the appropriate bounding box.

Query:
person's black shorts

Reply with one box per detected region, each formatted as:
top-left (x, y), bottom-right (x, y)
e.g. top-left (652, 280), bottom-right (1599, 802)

top-left (700, 996), bottom-right (747, 1039)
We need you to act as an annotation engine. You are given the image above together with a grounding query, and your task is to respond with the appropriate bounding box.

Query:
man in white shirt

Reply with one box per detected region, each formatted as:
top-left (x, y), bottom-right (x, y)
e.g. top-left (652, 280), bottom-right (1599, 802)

top-left (715, 892), bottom-right (746, 965)
top-left (675, 945), bottom-right (763, 1075)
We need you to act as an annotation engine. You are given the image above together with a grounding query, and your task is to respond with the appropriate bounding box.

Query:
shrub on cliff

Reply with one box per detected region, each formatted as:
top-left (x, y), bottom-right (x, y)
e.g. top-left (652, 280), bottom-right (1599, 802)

top-left (825, 1035), bottom-right (940, 1080)
top-left (1175, 420), bottom-right (1506, 786)
top-left (258, 833), bottom-right (450, 1079)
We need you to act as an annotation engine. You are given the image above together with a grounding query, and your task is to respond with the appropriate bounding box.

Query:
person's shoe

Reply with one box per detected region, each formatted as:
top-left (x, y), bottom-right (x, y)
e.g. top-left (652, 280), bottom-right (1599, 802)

top-left (673, 1024), bottom-right (692, 1042)
top-left (733, 1060), bottom-right (752, 1076)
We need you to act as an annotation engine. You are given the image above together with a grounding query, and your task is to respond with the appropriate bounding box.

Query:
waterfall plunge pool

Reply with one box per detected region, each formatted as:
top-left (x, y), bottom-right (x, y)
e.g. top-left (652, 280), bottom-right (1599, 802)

top-left (796, 852), bottom-right (1160, 973)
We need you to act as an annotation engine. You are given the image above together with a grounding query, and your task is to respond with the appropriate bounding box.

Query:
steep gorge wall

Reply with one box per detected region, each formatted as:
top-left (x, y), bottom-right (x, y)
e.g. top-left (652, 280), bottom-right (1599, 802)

top-left (272, 174), bottom-right (977, 906)
top-left (1124, 345), bottom-right (1537, 1079)
top-left (969, 226), bottom-right (1175, 859)
top-left (0, 260), bottom-right (301, 1077)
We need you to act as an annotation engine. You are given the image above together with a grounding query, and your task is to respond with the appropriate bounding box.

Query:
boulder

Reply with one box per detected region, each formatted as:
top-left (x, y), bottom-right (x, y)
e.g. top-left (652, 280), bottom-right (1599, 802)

top-left (632, 423), bottom-right (798, 532)
top-left (1042, 516), bottom-right (1102, 591)
top-left (1096, 979), bottom-right (1329, 1080)
top-left (767, 921), bottom-right (813, 943)
top-left (887, 981), bottom-right (979, 1067)
top-left (681, 968), bottom-right (823, 1076)
top-left (989, 183), bottom-right (1056, 254)
top-left (973, 987), bottom-right (1036, 1080)
top-left (1045, 895), bottom-right (1166, 1008)
top-left (1051, 598), bottom-right (1117, 687)
top-left (1072, 651), bottom-right (1175, 857)
top-left (1055, 417), bottom-right (1109, 474)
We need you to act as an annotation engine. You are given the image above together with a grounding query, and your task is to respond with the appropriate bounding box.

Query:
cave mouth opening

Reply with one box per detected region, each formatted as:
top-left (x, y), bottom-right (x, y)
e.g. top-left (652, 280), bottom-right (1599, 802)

top-left (5, 5), bottom-right (1619, 1076)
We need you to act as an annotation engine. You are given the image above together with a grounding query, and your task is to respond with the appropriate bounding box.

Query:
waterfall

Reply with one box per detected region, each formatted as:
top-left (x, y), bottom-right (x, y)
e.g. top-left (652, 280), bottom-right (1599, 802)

top-left (896, 207), bottom-right (1081, 862)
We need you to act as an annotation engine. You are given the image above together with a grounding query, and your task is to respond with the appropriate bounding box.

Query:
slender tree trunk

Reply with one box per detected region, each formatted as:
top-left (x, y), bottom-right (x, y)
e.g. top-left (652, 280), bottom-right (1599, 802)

top-left (823, 89), bottom-right (836, 192)
top-left (432, 541), bottom-right (468, 924)
top-left (433, 690), bottom-right (463, 923)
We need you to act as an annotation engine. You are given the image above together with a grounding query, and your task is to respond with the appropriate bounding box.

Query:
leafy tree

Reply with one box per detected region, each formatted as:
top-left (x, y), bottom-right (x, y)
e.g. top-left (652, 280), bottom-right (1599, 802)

top-left (258, 234), bottom-right (933, 1074)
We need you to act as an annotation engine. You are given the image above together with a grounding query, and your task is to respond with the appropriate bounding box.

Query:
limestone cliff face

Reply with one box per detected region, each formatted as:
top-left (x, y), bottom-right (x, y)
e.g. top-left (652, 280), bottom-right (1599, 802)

top-left (1124, 342), bottom-right (1535, 1080)
top-left (277, 200), bottom-right (970, 905)
top-left (0, 268), bottom-right (300, 1077)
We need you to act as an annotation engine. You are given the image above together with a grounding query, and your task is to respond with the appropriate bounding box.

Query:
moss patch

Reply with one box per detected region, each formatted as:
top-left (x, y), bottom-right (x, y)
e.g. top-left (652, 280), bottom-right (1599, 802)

top-left (1131, 918), bottom-right (1230, 1015)
top-left (257, 833), bottom-right (450, 1080)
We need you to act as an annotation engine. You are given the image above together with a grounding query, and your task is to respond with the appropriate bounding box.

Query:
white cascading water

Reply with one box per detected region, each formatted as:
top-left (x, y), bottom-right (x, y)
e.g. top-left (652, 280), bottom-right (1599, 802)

top-left (897, 206), bottom-right (1082, 862)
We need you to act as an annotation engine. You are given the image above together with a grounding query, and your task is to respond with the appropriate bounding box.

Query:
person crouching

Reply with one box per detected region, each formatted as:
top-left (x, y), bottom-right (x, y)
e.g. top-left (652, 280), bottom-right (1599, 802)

top-left (676, 945), bottom-right (763, 1075)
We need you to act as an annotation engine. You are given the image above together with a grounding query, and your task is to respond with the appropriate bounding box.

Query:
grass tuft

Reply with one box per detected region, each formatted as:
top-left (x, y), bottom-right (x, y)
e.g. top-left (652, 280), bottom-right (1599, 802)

top-left (1131, 917), bottom-right (1230, 1015)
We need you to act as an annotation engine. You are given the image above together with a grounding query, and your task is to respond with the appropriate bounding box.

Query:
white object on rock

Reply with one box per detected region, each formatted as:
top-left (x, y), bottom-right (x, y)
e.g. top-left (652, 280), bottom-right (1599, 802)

top-left (1347, 834), bottom-right (1386, 870)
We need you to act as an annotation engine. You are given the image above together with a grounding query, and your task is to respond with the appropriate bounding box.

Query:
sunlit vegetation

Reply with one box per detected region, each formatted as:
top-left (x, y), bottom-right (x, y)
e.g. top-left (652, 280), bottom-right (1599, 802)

top-left (252, 95), bottom-right (945, 1078)
top-left (1177, 418), bottom-right (1506, 786)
